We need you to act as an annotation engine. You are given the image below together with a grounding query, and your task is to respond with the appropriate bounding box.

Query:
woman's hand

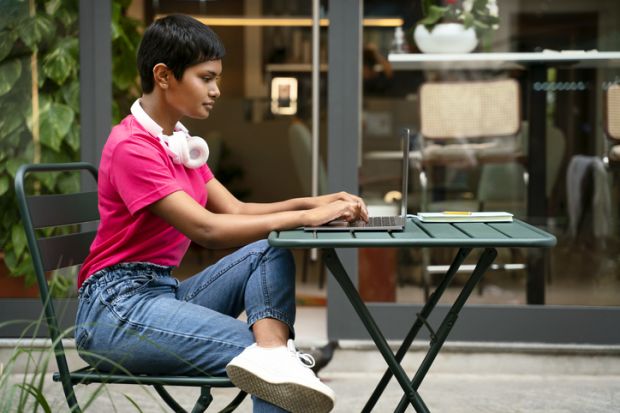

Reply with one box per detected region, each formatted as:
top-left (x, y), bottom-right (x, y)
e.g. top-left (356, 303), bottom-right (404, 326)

top-left (312, 192), bottom-right (369, 219)
top-left (303, 198), bottom-right (368, 227)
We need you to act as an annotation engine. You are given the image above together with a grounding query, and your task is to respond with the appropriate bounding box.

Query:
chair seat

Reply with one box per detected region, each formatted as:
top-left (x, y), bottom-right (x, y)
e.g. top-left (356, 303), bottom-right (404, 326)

top-left (53, 366), bottom-right (235, 387)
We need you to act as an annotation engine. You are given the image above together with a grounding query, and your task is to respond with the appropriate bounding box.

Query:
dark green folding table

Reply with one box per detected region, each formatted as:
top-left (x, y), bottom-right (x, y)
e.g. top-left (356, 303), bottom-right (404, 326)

top-left (268, 217), bottom-right (556, 413)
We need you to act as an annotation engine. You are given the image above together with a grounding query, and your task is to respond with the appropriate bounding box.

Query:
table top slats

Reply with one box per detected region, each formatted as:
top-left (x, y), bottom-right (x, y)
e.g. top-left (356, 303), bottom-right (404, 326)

top-left (275, 229), bottom-right (315, 241)
top-left (351, 231), bottom-right (398, 241)
top-left (268, 219), bottom-right (556, 248)
top-left (414, 222), bottom-right (471, 239)
top-left (392, 220), bottom-right (431, 240)
top-left (487, 220), bottom-right (547, 239)
top-left (452, 223), bottom-right (508, 239)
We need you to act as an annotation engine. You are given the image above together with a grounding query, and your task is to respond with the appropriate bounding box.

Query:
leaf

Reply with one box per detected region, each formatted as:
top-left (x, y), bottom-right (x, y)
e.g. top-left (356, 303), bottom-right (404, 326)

top-left (38, 171), bottom-right (57, 191)
top-left (418, 6), bottom-right (449, 27)
top-left (0, 175), bottom-right (8, 196)
top-left (39, 102), bottom-right (74, 151)
top-left (0, 103), bottom-right (25, 140)
top-left (42, 39), bottom-right (78, 85)
top-left (6, 157), bottom-right (27, 178)
top-left (123, 394), bottom-right (144, 413)
top-left (56, 8), bottom-right (77, 30)
top-left (65, 124), bottom-right (80, 151)
top-left (45, 0), bottom-right (62, 16)
top-left (12, 224), bottom-right (27, 258)
top-left (16, 383), bottom-right (52, 413)
top-left (462, 13), bottom-right (475, 28)
top-left (16, 15), bottom-right (55, 51)
top-left (0, 30), bottom-right (17, 61)
top-left (0, 59), bottom-right (22, 97)
top-left (57, 172), bottom-right (80, 193)
top-left (61, 79), bottom-right (80, 110)
top-left (3, 248), bottom-right (17, 270)
top-left (0, 1), bottom-right (27, 31)
top-left (111, 20), bottom-right (122, 42)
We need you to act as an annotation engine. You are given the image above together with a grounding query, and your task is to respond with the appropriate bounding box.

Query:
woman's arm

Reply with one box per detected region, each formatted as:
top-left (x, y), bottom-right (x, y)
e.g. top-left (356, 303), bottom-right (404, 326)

top-left (148, 188), bottom-right (366, 250)
top-left (205, 178), bottom-right (368, 218)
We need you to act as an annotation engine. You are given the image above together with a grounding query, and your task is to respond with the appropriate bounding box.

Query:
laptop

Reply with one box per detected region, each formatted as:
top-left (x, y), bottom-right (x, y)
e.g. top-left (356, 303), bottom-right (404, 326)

top-left (303, 129), bottom-right (410, 232)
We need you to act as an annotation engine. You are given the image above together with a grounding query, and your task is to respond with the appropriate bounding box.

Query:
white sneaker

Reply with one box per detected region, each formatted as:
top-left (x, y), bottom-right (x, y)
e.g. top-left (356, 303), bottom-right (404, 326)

top-left (226, 339), bottom-right (335, 413)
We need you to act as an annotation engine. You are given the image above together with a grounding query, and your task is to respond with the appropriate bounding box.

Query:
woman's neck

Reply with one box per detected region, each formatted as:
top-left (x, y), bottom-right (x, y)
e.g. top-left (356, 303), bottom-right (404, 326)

top-left (139, 94), bottom-right (179, 135)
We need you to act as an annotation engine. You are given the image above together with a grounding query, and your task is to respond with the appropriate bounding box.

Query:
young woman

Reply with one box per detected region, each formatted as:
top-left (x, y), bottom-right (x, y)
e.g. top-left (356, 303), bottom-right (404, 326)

top-left (75, 14), bottom-right (367, 413)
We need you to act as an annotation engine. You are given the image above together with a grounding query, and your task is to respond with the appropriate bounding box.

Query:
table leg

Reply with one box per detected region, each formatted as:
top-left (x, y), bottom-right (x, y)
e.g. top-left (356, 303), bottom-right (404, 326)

top-left (363, 247), bottom-right (473, 412)
top-left (394, 247), bottom-right (498, 413)
top-left (322, 248), bottom-right (429, 413)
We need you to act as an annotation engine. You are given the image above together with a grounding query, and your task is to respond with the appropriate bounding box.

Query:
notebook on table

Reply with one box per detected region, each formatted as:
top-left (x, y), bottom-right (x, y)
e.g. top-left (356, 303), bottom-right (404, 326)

top-left (303, 129), bottom-right (411, 232)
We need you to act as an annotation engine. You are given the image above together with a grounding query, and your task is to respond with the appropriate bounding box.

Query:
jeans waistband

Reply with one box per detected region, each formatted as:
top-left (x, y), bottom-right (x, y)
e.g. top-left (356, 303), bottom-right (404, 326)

top-left (79, 262), bottom-right (174, 297)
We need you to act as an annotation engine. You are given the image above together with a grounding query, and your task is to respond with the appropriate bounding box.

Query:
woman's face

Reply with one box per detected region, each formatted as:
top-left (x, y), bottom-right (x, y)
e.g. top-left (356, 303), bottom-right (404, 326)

top-left (167, 59), bottom-right (222, 120)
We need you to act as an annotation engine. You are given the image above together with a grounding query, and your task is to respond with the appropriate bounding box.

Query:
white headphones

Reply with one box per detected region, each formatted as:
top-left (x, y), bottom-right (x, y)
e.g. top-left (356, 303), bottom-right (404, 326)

top-left (130, 99), bottom-right (209, 169)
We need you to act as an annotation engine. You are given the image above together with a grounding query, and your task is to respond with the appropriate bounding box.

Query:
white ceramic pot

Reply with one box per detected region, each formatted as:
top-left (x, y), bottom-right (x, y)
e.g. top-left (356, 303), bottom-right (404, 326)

top-left (414, 23), bottom-right (478, 54)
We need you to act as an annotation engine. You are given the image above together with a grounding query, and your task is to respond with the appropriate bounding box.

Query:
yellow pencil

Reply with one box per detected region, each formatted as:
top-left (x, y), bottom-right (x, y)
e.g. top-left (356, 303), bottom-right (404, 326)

top-left (442, 211), bottom-right (472, 215)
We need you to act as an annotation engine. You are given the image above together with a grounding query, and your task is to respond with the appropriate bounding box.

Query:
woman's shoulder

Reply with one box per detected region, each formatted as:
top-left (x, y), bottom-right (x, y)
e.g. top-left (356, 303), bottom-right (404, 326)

top-left (106, 115), bottom-right (162, 152)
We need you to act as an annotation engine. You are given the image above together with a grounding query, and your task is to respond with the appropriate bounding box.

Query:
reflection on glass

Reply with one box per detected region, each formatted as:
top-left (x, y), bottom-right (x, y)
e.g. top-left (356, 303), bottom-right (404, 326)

top-left (360, 0), bottom-right (620, 307)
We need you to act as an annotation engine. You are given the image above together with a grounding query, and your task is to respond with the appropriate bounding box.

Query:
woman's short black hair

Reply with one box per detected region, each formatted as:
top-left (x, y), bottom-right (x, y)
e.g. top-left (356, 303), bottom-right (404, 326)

top-left (137, 14), bottom-right (225, 93)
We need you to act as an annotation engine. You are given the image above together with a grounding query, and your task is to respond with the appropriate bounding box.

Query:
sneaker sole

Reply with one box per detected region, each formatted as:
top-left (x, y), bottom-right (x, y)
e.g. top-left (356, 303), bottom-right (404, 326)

top-left (226, 364), bottom-right (334, 413)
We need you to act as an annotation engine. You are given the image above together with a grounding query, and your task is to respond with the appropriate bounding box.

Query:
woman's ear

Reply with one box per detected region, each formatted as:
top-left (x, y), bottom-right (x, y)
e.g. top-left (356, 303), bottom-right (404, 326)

top-left (153, 63), bottom-right (170, 89)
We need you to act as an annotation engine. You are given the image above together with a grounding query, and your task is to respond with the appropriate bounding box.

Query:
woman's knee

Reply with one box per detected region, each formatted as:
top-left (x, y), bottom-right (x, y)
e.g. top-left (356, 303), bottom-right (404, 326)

top-left (247, 240), bottom-right (295, 275)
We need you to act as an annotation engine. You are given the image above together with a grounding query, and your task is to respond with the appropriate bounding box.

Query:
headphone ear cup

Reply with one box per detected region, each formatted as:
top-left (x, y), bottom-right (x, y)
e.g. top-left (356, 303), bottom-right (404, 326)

top-left (185, 136), bottom-right (209, 168)
top-left (166, 132), bottom-right (188, 165)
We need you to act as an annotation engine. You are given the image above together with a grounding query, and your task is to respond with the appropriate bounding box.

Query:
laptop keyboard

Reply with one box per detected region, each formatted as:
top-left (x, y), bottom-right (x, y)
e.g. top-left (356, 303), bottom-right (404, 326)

top-left (351, 216), bottom-right (402, 228)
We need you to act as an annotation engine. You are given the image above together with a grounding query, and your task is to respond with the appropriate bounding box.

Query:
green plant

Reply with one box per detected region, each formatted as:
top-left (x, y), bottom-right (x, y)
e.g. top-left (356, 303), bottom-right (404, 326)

top-left (419, 0), bottom-right (500, 36)
top-left (0, 319), bottom-right (156, 412)
top-left (0, 0), bottom-right (81, 289)
top-left (111, 0), bottom-right (142, 124)
top-left (0, 0), bottom-right (142, 294)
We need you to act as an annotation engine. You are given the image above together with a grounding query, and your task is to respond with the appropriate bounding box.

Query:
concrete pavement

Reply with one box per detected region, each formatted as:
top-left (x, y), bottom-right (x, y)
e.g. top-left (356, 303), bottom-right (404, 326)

top-left (2, 306), bottom-right (620, 412)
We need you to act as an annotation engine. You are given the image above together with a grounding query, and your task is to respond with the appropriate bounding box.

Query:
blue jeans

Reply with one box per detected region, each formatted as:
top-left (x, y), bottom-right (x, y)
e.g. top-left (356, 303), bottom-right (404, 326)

top-left (75, 240), bottom-right (295, 412)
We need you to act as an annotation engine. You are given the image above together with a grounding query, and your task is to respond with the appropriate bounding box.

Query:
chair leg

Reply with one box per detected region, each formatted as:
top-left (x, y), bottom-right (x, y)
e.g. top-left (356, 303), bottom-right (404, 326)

top-left (421, 248), bottom-right (431, 302)
top-left (190, 386), bottom-right (213, 413)
top-left (318, 261), bottom-right (326, 289)
top-left (302, 249), bottom-right (310, 284)
top-left (61, 382), bottom-right (82, 413)
top-left (217, 390), bottom-right (248, 413)
top-left (153, 384), bottom-right (187, 413)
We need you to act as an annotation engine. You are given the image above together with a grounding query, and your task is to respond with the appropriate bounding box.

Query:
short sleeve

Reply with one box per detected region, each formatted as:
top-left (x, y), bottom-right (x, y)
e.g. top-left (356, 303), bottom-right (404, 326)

top-left (109, 138), bottom-right (181, 215)
top-left (199, 163), bottom-right (215, 184)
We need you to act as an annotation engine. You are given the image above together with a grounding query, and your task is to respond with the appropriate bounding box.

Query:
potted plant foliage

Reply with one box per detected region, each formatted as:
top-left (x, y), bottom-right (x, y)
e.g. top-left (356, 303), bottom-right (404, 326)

top-left (414, 0), bottom-right (500, 53)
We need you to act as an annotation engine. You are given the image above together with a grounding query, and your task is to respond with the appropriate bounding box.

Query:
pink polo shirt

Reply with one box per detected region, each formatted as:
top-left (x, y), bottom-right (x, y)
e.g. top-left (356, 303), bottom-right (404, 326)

top-left (78, 115), bottom-right (214, 288)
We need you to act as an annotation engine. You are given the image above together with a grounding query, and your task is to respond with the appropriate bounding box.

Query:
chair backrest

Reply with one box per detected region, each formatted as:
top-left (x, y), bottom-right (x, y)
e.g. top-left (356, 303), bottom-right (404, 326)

top-left (605, 84), bottom-right (620, 162)
top-left (15, 162), bottom-right (99, 381)
top-left (419, 78), bottom-right (521, 140)
top-left (605, 84), bottom-right (620, 141)
top-left (288, 120), bottom-right (328, 195)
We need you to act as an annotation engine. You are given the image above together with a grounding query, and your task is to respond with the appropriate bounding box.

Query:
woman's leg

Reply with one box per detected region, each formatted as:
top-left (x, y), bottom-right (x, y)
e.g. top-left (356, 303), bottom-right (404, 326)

top-left (177, 240), bottom-right (333, 413)
top-left (75, 262), bottom-right (254, 376)
top-left (176, 239), bottom-right (296, 342)
top-left (177, 240), bottom-right (297, 412)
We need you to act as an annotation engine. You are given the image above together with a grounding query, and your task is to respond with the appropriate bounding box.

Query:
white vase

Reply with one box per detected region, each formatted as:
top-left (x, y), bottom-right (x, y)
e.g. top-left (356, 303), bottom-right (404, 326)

top-left (414, 23), bottom-right (478, 54)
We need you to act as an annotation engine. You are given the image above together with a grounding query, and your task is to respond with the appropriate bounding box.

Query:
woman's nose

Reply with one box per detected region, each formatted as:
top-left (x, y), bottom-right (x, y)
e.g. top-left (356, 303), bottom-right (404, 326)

top-left (209, 84), bottom-right (220, 98)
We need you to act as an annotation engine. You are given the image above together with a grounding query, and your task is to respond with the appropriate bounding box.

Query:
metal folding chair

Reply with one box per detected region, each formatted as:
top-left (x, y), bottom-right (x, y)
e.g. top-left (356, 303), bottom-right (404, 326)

top-left (15, 162), bottom-right (246, 413)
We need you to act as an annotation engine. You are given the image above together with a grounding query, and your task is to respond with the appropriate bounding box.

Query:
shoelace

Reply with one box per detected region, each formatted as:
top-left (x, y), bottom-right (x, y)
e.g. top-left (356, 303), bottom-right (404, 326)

top-left (295, 350), bottom-right (316, 369)
top-left (287, 340), bottom-right (316, 369)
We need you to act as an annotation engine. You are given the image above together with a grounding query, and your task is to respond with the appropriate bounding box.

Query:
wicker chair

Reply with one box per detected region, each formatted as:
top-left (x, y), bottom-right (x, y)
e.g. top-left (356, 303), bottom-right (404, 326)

top-left (415, 79), bottom-right (524, 300)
